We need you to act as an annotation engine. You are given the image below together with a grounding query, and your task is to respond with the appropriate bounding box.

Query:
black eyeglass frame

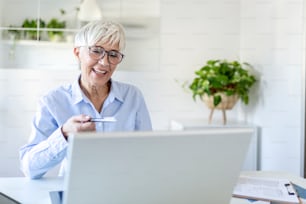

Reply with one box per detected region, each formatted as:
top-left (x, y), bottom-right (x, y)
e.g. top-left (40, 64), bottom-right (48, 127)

top-left (86, 46), bottom-right (125, 65)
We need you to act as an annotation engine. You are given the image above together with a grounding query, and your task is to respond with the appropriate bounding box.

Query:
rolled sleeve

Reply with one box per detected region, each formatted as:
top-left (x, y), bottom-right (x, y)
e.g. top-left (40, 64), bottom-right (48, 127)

top-left (20, 128), bottom-right (68, 179)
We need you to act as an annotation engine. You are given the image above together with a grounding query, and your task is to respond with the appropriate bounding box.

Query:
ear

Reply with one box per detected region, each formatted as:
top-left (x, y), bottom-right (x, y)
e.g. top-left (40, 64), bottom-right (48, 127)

top-left (73, 47), bottom-right (80, 59)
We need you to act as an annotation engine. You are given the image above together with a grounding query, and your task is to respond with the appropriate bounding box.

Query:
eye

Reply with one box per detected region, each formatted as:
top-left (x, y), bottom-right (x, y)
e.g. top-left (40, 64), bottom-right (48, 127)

top-left (90, 47), bottom-right (104, 54)
top-left (109, 51), bottom-right (121, 58)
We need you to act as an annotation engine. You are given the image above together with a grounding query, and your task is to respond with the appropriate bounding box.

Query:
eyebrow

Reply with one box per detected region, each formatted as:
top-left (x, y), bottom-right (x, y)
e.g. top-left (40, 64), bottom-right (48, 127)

top-left (92, 46), bottom-right (119, 51)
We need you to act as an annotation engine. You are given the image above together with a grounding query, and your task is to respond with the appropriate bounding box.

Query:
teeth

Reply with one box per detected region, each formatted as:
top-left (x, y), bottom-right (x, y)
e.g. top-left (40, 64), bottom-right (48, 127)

top-left (93, 68), bottom-right (106, 74)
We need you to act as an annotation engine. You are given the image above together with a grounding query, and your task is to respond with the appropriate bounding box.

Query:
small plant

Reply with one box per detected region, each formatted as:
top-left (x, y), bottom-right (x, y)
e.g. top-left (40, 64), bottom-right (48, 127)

top-left (189, 59), bottom-right (256, 107)
top-left (46, 18), bottom-right (66, 41)
top-left (22, 18), bottom-right (45, 40)
top-left (7, 25), bottom-right (21, 40)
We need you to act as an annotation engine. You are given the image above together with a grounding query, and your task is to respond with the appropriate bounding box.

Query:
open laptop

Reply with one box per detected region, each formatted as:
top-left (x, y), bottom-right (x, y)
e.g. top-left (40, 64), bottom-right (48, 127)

top-left (55, 128), bottom-right (253, 204)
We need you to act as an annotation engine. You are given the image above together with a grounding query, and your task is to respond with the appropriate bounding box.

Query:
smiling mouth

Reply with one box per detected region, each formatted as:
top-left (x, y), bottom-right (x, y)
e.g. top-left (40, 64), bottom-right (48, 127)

top-left (92, 68), bottom-right (107, 75)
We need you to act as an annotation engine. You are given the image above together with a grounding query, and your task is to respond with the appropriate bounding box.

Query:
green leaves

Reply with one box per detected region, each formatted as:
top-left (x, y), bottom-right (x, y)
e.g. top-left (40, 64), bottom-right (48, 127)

top-left (47, 18), bottom-right (66, 37)
top-left (22, 18), bottom-right (46, 40)
top-left (213, 95), bottom-right (222, 106)
top-left (189, 59), bottom-right (256, 106)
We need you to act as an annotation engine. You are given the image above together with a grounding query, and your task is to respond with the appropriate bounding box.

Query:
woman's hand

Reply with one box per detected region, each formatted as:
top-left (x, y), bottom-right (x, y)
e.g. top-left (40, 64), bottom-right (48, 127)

top-left (61, 114), bottom-right (95, 138)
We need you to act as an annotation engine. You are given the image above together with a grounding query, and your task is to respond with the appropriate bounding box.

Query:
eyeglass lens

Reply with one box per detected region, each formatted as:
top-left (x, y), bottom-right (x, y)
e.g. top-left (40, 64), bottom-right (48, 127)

top-left (88, 46), bottom-right (124, 65)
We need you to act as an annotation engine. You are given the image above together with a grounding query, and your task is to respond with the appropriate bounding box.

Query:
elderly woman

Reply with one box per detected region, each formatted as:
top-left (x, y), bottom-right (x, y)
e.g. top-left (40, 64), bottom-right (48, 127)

top-left (19, 20), bottom-right (152, 179)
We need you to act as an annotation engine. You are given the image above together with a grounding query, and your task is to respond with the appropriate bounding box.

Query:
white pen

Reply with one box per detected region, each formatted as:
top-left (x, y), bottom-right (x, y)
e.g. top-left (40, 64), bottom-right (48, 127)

top-left (90, 117), bottom-right (117, 122)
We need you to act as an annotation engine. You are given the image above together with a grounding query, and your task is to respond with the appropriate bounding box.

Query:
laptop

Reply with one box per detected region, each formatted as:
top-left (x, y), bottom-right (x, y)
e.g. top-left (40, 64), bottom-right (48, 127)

top-left (57, 128), bottom-right (253, 204)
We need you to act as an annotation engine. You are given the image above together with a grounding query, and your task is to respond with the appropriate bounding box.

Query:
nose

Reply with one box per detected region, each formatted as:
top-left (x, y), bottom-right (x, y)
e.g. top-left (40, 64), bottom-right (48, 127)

top-left (98, 54), bottom-right (110, 66)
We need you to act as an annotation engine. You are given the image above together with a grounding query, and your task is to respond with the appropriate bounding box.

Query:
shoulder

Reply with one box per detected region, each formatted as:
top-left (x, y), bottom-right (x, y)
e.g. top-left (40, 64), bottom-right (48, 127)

top-left (111, 80), bottom-right (143, 95)
top-left (110, 80), bottom-right (146, 103)
top-left (41, 83), bottom-right (73, 104)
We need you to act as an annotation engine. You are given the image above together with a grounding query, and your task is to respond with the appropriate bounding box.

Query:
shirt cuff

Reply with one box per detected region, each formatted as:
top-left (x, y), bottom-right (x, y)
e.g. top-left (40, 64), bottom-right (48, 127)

top-left (47, 127), bottom-right (68, 158)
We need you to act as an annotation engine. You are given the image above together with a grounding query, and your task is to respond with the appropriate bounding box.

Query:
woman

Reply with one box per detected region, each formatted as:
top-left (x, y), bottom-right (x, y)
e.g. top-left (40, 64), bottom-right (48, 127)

top-left (19, 20), bottom-right (152, 179)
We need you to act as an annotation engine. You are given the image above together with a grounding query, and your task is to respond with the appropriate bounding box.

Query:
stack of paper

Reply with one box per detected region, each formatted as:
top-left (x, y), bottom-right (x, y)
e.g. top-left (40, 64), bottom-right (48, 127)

top-left (233, 176), bottom-right (300, 204)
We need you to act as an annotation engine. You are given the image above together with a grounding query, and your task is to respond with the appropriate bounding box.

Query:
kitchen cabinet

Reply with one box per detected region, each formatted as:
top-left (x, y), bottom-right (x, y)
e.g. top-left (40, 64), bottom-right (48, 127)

top-left (0, 0), bottom-right (160, 71)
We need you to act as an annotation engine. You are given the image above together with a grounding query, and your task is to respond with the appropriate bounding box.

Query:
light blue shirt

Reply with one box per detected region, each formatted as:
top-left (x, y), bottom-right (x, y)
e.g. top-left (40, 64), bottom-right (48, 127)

top-left (19, 77), bottom-right (152, 179)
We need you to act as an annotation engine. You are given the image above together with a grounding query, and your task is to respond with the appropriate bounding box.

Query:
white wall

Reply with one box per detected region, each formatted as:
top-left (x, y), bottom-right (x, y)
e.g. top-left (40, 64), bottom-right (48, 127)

top-left (0, 0), bottom-right (304, 177)
top-left (240, 0), bottom-right (304, 175)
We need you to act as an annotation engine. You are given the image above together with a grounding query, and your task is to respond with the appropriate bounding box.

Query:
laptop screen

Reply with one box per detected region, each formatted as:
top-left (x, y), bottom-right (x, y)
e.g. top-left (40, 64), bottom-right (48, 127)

top-left (62, 129), bottom-right (253, 204)
top-left (0, 192), bottom-right (21, 204)
top-left (49, 190), bottom-right (63, 204)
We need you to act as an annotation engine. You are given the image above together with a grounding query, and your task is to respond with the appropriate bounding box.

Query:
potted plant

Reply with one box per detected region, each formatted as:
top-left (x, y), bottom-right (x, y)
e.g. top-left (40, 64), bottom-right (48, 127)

top-left (7, 25), bottom-right (21, 40)
top-left (189, 59), bottom-right (257, 124)
top-left (22, 18), bottom-right (45, 40)
top-left (46, 18), bottom-right (66, 42)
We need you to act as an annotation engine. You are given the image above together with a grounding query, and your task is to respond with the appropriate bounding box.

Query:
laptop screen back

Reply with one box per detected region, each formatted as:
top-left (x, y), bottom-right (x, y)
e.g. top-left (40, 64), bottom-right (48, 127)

top-left (63, 128), bottom-right (253, 204)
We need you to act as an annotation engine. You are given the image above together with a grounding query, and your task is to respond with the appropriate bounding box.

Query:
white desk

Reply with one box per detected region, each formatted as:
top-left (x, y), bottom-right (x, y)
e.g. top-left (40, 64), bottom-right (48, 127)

top-left (0, 177), bottom-right (63, 204)
top-left (0, 172), bottom-right (305, 204)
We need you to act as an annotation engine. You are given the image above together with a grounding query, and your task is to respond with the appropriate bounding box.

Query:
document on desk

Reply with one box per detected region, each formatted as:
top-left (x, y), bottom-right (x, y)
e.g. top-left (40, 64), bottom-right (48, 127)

top-left (232, 176), bottom-right (300, 204)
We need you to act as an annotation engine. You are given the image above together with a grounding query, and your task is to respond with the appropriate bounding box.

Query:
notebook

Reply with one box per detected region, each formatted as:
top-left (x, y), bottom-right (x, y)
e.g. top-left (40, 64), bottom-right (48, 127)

top-left (58, 128), bottom-right (253, 204)
top-left (233, 176), bottom-right (300, 203)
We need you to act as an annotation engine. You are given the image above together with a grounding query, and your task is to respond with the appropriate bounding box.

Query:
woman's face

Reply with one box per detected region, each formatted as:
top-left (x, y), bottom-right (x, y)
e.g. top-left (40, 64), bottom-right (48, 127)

top-left (74, 41), bottom-right (121, 89)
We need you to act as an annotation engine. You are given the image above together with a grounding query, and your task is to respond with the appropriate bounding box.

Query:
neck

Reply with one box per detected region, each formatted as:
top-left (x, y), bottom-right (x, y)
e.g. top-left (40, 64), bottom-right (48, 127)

top-left (80, 79), bottom-right (110, 111)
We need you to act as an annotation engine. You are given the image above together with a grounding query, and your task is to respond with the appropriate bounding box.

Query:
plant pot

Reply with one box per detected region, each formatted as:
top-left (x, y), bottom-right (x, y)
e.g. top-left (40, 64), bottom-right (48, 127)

top-left (202, 93), bottom-right (239, 125)
top-left (202, 93), bottom-right (239, 110)
top-left (48, 33), bottom-right (63, 42)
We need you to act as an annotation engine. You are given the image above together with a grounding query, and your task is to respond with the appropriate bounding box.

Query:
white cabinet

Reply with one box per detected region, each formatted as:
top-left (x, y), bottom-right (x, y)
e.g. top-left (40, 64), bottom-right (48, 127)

top-left (0, 0), bottom-right (81, 70)
top-left (170, 119), bottom-right (259, 171)
top-left (0, 0), bottom-right (79, 41)
top-left (0, 0), bottom-right (160, 71)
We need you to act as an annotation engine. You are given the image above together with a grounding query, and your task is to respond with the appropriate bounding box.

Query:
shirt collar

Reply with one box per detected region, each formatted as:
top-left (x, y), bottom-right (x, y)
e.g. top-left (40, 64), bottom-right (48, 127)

top-left (71, 76), bottom-right (85, 105)
top-left (108, 79), bottom-right (124, 103)
top-left (71, 76), bottom-right (124, 104)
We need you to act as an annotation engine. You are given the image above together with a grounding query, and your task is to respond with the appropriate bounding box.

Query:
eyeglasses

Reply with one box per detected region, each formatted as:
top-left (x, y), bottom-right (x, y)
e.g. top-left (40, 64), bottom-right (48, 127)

top-left (87, 46), bottom-right (124, 65)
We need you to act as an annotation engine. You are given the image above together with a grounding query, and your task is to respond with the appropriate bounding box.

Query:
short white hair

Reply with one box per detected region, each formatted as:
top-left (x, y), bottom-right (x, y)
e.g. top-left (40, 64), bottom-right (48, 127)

top-left (74, 20), bottom-right (126, 51)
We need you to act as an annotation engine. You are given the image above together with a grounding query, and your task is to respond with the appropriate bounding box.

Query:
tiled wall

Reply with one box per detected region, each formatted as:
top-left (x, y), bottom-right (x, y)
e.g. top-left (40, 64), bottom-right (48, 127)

top-left (0, 0), bottom-right (304, 177)
top-left (240, 0), bottom-right (304, 175)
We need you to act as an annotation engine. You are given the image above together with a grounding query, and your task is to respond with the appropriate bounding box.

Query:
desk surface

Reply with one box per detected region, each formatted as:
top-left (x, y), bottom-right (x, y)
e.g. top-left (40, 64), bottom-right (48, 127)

top-left (0, 171), bottom-right (305, 204)
top-left (0, 177), bottom-right (63, 204)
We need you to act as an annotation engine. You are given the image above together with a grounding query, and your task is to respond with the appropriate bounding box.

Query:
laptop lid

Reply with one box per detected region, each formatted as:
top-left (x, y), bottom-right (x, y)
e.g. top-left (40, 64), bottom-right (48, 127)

top-left (63, 128), bottom-right (253, 204)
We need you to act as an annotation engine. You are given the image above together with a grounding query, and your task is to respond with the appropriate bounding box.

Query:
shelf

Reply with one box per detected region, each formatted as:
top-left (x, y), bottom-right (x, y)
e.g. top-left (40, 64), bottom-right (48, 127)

top-left (0, 27), bottom-right (78, 32)
top-left (1, 39), bottom-right (73, 47)
top-left (0, 0), bottom-right (160, 72)
top-left (170, 118), bottom-right (256, 130)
